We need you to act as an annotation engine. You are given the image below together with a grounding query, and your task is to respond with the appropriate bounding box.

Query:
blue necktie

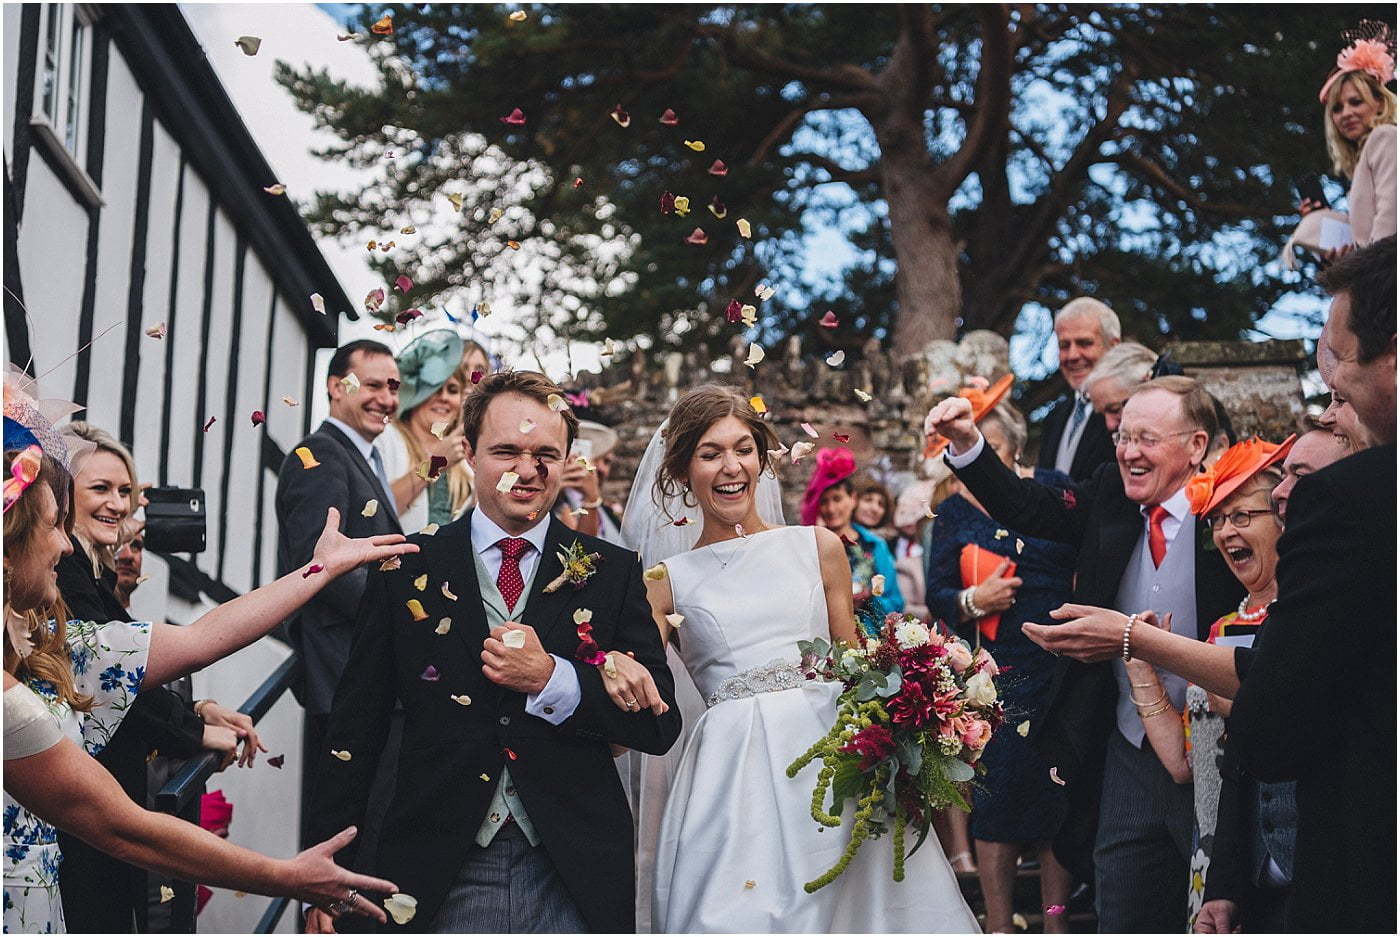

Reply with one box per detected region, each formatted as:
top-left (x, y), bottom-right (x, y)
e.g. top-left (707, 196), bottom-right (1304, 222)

top-left (1067, 394), bottom-right (1089, 436)
top-left (369, 446), bottom-right (395, 514)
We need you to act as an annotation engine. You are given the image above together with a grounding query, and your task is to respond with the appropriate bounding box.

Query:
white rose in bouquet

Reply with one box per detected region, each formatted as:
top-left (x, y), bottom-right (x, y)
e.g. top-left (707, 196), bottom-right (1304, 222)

top-left (963, 669), bottom-right (998, 707)
top-left (895, 620), bottom-right (931, 649)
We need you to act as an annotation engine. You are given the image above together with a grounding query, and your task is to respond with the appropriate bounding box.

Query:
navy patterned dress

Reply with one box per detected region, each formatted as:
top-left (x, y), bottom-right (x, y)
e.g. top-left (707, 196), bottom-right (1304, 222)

top-left (924, 470), bottom-right (1075, 843)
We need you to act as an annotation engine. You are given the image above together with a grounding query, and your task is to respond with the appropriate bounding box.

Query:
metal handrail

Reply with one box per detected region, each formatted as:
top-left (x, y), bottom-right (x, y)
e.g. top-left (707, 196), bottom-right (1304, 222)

top-left (255, 895), bottom-right (292, 933)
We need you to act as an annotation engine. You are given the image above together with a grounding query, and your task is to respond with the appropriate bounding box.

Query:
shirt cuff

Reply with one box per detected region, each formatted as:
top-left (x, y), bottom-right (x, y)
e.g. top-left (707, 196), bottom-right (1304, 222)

top-left (525, 655), bottom-right (581, 725)
top-left (944, 432), bottom-right (986, 469)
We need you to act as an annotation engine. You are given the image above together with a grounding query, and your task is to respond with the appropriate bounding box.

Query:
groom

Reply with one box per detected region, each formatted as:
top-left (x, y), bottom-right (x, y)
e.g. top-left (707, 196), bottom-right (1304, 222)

top-left (306, 370), bottom-right (681, 932)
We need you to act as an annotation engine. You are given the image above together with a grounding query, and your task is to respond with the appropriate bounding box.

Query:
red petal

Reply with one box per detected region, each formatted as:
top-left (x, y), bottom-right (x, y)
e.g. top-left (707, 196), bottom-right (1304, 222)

top-left (250, 410), bottom-right (265, 427)
top-left (387, 378), bottom-right (402, 391)
top-left (202, 415), bottom-right (216, 432)
top-left (499, 107), bottom-right (526, 126)
top-left (708, 159), bottom-right (728, 176)
top-left (395, 308), bottom-right (424, 324)
top-left (471, 370), bottom-right (484, 384)
top-left (267, 754), bottom-right (285, 769)
top-left (819, 311), bottom-right (839, 328)
top-left (504, 747), bottom-right (518, 761)
top-left (659, 190), bottom-right (676, 214)
top-left (395, 274), bottom-right (413, 293)
top-left (725, 300), bottom-right (743, 323)
top-left (427, 455), bottom-right (448, 479)
top-left (658, 108), bottom-right (679, 126)
top-left (573, 177), bottom-right (584, 188)
top-left (610, 104), bottom-right (630, 127)
top-left (684, 228), bottom-right (708, 245)
top-left (834, 433), bottom-right (851, 443)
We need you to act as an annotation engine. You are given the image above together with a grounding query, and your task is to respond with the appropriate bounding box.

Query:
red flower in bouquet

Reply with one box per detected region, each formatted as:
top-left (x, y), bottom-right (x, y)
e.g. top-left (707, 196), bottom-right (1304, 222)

top-left (889, 678), bottom-right (938, 727)
top-left (839, 724), bottom-right (895, 771)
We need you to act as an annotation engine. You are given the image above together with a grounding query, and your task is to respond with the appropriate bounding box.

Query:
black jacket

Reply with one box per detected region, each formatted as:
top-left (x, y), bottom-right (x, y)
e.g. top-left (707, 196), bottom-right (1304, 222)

top-left (55, 539), bottom-right (205, 933)
top-left (1230, 444), bottom-right (1396, 931)
top-left (1036, 394), bottom-right (1117, 483)
top-left (950, 445), bottom-right (1242, 881)
top-left (306, 513), bottom-right (681, 932)
top-left (276, 421), bottom-right (403, 715)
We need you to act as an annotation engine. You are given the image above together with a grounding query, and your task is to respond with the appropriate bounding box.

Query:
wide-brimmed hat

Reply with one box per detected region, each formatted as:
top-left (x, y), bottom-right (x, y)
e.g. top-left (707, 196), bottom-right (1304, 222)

top-left (1187, 435), bottom-right (1297, 518)
top-left (396, 330), bottom-right (465, 415)
top-left (800, 446), bottom-right (857, 526)
top-left (924, 373), bottom-right (1015, 459)
top-left (576, 420), bottom-right (619, 458)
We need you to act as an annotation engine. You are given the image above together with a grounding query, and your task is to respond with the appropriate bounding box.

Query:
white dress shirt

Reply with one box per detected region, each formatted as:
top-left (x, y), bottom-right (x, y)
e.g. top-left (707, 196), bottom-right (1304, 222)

top-left (469, 509), bottom-right (581, 724)
top-left (1053, 393), bottom-right (1093, 476)
top-left (326, 416), bottom-right (395, 509)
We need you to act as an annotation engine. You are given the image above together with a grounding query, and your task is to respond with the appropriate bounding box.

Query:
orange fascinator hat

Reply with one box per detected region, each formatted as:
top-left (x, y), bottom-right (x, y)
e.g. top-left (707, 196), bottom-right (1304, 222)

top-left (924, 373), bottom-right (1015, 459)
top-left (1187, 435), bottom-right (1297, 517)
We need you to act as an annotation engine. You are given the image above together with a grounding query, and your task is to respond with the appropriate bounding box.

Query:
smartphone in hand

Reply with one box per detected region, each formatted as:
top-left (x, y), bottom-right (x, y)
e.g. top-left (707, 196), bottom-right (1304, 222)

top-left (1293, 175), bottom-right (1329, 210)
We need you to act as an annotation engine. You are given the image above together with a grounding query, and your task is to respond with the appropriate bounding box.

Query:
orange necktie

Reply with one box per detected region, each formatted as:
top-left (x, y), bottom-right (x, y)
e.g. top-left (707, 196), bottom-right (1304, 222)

top-left (1148, 505), bottom-right (1170, 568)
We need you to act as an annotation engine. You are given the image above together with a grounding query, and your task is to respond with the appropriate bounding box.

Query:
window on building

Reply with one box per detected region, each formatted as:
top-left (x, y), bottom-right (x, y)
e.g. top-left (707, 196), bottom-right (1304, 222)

top-left (34, 3), bottom-right (91, 161)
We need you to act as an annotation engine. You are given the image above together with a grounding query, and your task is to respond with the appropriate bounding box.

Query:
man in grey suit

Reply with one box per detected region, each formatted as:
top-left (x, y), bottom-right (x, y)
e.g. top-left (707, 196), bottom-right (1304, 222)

top-left (276, 339), bottom-right (402, 845)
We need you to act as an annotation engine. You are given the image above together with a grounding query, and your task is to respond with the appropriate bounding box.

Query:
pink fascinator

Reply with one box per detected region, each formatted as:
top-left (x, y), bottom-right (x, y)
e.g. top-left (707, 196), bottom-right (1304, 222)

top-left (800, 446), bottom-right (857, 526)
top-left (3, 363), bottom-right (96, 472)
top-left (1319, 20), bottom-right (1397, 103)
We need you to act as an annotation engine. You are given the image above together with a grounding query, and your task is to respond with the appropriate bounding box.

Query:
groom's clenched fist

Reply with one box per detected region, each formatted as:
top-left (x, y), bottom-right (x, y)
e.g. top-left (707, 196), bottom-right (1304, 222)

top-left (482, 623), bottom-right (555, 694)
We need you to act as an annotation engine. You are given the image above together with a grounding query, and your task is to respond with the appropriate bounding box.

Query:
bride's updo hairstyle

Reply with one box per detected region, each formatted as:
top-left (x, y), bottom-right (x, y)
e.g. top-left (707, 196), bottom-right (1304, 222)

top-left (655, 384), bottom-right (780, 510)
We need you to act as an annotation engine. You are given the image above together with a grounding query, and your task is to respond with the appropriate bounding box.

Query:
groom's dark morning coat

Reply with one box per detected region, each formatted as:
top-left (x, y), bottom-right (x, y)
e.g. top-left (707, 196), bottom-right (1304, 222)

top-left (308, 513), bottom-right (681, 931)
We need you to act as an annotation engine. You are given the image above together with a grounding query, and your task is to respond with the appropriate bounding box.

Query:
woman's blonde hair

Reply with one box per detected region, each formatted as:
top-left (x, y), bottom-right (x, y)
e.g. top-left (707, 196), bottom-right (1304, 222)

top-left (1324, 71), bottom-right (1399, 178)
top-left (3, 449), bottom-right (92, 711)
top-left (63, 422), bottom-right (139, 574)
top-left (395, 366), bottom-right (473, 515)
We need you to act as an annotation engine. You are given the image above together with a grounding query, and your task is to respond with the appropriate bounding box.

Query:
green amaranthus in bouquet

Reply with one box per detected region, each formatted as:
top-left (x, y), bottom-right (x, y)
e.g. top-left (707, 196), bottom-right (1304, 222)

top-left (787, 612), bottom-right (1003, 892)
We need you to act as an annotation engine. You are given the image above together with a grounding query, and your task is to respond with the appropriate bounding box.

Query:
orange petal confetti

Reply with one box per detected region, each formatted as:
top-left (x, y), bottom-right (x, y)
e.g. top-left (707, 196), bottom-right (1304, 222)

top-left (791, 441), bottom-right (816, 462)
top-left (707, 159), bottom-right (728, 176)
top-left (744, 343), bottom-right (764, 368)
top-left (441, 581), bottom-right (458, 601)
top-left (684, 228), bottom-right (708, 245)
top-left (749, 394), bottom-right (767, 414)
top-left (853, 388), bottom-right (872, 402)
top-left (801, 423), bottom-right (819, 438)
top-left (372, 323), bottom-right (396, 333)
top-left (234, 36), bottom-right (262, 56)
top-left (380, 556), bottom-right (402, 572)
top-left (370, 15), bottom-right (394, 34)
top-left (331, 749), bottom-right (352, 761)
top-left (262, 183), bottom-right (285, 195)
top-left (737, 218), bottom-right (752, 238)
top-left (826, 350), bottom-right (845, 367)
top-left (448, 192), bottom-right (464, 212)
top-left (819, 310), bottom-right (839, 328)
top-left (406, 599), bottom-right (428, 621)
top-left (295, 446), bottom-right (320, 469)
top-left (683, 140), bottom-right (705, 151)
top-left (744, 880), bottom-right (756, 890)
top-left (610, 104), bottom-right (631, 127)
top-left (506, 240), bottom-right (522, 250)
top-left (413, 573), bottom-right (428, 592)
top-left (361, 499), bottom-right (379, 517)
top-left (203, 415), bottom-right (217, 433)
top-left (369, 239), bottom-right (379, 251)
top-left (508, 10), bottom-right (527, 21)
top-left (499, 107), bottom-right (526, 126)
top-left (496, 471), bottom-right (520, 493)
top-left (755, 284), bottom-right (775, 301)
top-left (310, 293), bottom-right (325, 315)
top-left (659, 108), bottom-right (679, 125)
top-left (145, 322), bottom-right (167, 339)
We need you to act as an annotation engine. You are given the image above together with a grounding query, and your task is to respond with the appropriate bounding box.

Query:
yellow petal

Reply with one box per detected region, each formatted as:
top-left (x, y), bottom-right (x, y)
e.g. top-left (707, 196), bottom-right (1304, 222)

top-left (740, 304), bottom-right (757, 327)
top-left (282, 395), bottom-right (299, 407)
top-left (310, 293), bottom-right (326, 316)
top-left (736, 218), bottom-right (752, 238)
top-left (744, 343), bottom-right (764, 368)
top-left (430, 420), bottom-right (449, 439)
top-left (331, 749), bottom-right (352, 762)
top-left (1016, 720), bottom-right (1031, 737)
top-left (160, 885), bottom-right (175, 903)
top-left (442, 582), bottom-right (459, 601)
top-left (673, 196), bottom-right (691, 216)
top-left (435, 618), bottom-right (452, 635)
top-left (994, 528), bottom-right (1009, 539)
top-left (361, 499), bottom-right (379, 517)
top-left (546, 393), bottom-right (569, 412)
top-left (384, 893), bottom-right (418, 926)
top-left (825, 350), bottom-right (845, 367)
top-left (643, 563), bottom-right (668, 581)
top-left (665, 613), bottom-right (685, 628)
top-left (413, 573), bottom-right (428, 592)
top-left (406, 599), bottom-right (428, 622)
top-left (234, 36), bottom-right (262, 56)
top-left (683, 140), bottom-right (705, 151)
top-left (488, 207), bottom-right (504, 223)
top-left (871, 574), bottom-right (886, 597)
top-left (749, 395), bottom-right (767, 414)
top-left (480, 773), bottom-right (491, 782)
top-left (508, 10), bottom-right (527, 21)
top-left (853, 388), bottom-right (872, 402)
top-left (496, 471), bottom-right (520, 493)
top-left (295, 446), bottom-right (320, 469)
top-left (451, 694), bottom-right (471, 705)
top-left (340, 372), bottom-right (360, 394)
top-left (573, 608), bottom-right (594, 625)
top-left (448, 192), bottom-right (464, 212)
top-left (419, 523), bottom-right (440, 536)
top-left (400, 225), bottom-right (417, 234)
top-left (262, 183), bottom-right (285, 196)
top-left (603, 653), bottom-right (618, 678)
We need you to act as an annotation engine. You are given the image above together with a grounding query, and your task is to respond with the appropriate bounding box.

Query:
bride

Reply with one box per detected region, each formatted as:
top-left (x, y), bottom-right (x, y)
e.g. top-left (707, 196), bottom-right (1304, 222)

top-left (611, 385), bottom-right (979, 933)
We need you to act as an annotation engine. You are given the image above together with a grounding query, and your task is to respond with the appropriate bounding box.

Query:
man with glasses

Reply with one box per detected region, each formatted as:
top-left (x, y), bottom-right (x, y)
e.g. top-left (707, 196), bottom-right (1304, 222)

top-left (925, 375), bottom-right (1244, 931)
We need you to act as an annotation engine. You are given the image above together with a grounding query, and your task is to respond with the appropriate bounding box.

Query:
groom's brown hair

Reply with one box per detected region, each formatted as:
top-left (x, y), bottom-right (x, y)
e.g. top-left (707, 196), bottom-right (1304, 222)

top-left (459, 369), bottom-right (579, 450)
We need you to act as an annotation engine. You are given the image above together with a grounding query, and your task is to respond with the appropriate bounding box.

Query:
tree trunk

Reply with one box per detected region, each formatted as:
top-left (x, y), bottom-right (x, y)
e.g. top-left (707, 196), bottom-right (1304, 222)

top-left (877, 128), bottom-right (960, 359)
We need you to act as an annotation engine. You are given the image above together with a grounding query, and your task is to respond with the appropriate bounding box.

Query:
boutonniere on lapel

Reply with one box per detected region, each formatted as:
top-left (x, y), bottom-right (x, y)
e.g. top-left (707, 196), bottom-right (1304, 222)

top-left (573, 608), bottom-right (606, 665)
top-left (543, 539), bottom-right (603, 594)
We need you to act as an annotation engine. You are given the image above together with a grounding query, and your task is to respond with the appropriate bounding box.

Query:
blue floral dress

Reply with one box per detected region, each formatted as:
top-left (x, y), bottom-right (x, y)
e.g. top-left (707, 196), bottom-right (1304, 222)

top-left (3, 620), bottom-right (150, 934)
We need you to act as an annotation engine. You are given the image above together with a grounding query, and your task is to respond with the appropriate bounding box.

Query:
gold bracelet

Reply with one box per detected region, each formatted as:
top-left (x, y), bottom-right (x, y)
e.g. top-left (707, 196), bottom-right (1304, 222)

top-left (1138, 703), bottom-right (1174, 718)
top-left (1130, 691), bottom-right (1167, 708)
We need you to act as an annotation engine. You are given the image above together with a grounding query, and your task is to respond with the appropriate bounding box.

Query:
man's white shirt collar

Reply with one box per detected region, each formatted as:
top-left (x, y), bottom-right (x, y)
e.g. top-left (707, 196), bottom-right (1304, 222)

top-left (471, 508), bottom-right (551, 556)
top-left (325, 416), bottom-right (379, 461)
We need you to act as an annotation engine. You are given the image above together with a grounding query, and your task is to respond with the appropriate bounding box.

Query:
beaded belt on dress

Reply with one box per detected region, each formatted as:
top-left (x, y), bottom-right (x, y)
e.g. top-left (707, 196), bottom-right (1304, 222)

top-left (704, 658), bottom-right (806, 708)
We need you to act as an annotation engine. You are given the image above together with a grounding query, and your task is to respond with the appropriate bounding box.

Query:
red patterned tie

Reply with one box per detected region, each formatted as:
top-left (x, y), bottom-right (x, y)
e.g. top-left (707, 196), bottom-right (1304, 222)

top-left (1147, 505), bottom-right (1169, 568)
top-left (496, 538), bottom-right (530, 611)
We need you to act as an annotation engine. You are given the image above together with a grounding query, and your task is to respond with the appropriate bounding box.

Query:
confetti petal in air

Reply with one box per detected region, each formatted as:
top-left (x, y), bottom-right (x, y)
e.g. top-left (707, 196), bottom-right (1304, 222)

top-left (994, 528), bottom-right (1009, 540)
top-left (749, 395), bottom-right (767, 414)
top-left (644, 563), bottom-right (668, 581)
top-left (825, 350), bottom-right (845, 367)
top-left (145, 322), bottom-right (167, 339)
top-left (736, 218), bottom-right (751, 238)
top-left (600, 338), bottom-right (618, 358)
top-left (364, 288), bottom-right (385, 314)
top-left (203, 415), bottom-right (216, 433)
top-left (160, 886), bottom-right (175, 904)
top-left (302, 564), bottom-right (324, 579)
top-left (487, 207), bottom-right (503, 223)
top-left (801, 422), bottom-right (819, 438)
top-left (248, 410), bottom-right (265, 427)
top-left (573, 177), bottom-right (584, 188)
top-left (384, 894), bottom-right (417, 926)
top-left (395, 274), bottom-right (413, 293)
top-left (853, 388), bottom-right (872, 403)
top-left (744, 881), bottom-right (756, 890)
top-left (871, 574), bottom-right (886, 596)
top-left (441, 582), bottom-right (458, 601)
top-left (672, 196), bottom-right (691, 217)
top-left (502, 629), bottom-right (527, 649)
top-left (337, 33), bottom-right (356, 41)
top-left (609, 104), bottom-right (631, 127)
top-left (420, 664), bottom-right (441, 682)
top-left (427, 455), bottom-right (448, 480)
top-left (546, 393), bottom-right (569, 412)
top-left (755, 284), bottom-right (775, 301)
top-left (295, 446), bottom-right (320, 469)
top-left (379, 556), bottom-right (402, 572)
top-left (434, 617), bottom-right (452, 635)
top-left (508, 10), bottom-right (527, 21)
top-left (833, 433), bottom-right (850, 444)
top-left (361, 499), bottom-right (379, 517)
top-left (791, 441), bottom-right (815, 462)
top-left (506, 240), bottom-right (522, 250)
top-left (419, 523), bottom-right (439, 536)
top-left (708, 196), bottom-right (727, 219)
top-left (372, 322), bottom-right (396, 333)
top-left (572, 608), bottom-right (594, 625)
top-left (395, 308), bottom-right (423, 325)
top-left (767, 443), bottom-right (789, 461)
top-left (370, 15), bottom-right (394, 34)
top-left (1016, 538), bottom-right (1025, 554)
top-left (406, 599), bottom-right (428, 622)
top-left (744, 343), bottom-right (764, 368)
top-left (1050, 767), bottom-right (1066, 786)
top-left (496, 471), bottom-right (520, 493)
top-left (684, 228), bottom-right (708, 245)
top-left (451, 694), bottom-right (471, 705)
top-left (310, 293), bottom-right (325, 316)
top-left (478, 301), bottom-right (492, 316)
top-left (659, 191), bottom-right (676, 215)
top-left (340, 372), bottom-right (360, 395)
top-left (740, 304), bottom-right (757, 327)
top-left (413, 573), bottom-right (428, 592)
top-left (665, 613), bottom-right (685, 628)
top-left (448, 192), bottom-right (464, 213)
top-left (387, 377), bottom-right (401, 391)
top-left (671, 517), bottom-right (692, 527)
top-left (499, 107), bottom-right (526, 126)
top-left (735, 524), bottom-right (747, 538)
top-left (1017, 721), bottom-right (1031, 737)
top-left (430, 420), bottom-right (449, 439)
top-left (267, 754), bottom-right (285, 768)
top-left (234, 36), bottom-right (262, 56)
top-left (470, 370), bottom-right (484, 385)
top-left (819, 310), bottom-right (839, 328)
top-left (400, 225), bottom-right (416, 234)
top-left (708, 159), bottom-right (728, 176)
top-left (683, 140), bottom-right (705, 151)
top-left (331, 749), bottom-right (352, 761)
top-left (658, 108), bottom-right (679, 125)
top-left (262, 183), bottom-right (285, 196)
top-left (725, 300), bottom-right (743, 324)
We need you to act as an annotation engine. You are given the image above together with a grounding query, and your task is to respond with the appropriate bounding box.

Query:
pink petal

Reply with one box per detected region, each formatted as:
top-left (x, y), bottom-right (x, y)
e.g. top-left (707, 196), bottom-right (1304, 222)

top-left (499, 107), bottom-right (526, 126)
top-left (819, 311), bottom-right (839, 328)
top-left (708, 159), bottom-right (728, 177)
top-left (395, 275), bottom-right (413, 293)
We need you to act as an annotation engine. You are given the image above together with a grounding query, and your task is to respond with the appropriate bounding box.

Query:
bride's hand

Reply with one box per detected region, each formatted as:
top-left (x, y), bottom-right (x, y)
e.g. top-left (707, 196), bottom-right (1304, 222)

top-left (598, 651), bottom-right (669, 715)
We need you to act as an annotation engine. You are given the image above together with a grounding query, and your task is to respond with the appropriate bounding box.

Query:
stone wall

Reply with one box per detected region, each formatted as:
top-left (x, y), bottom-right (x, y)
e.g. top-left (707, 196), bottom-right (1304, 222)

top-left (576, 337), bottom-right (1310, 520)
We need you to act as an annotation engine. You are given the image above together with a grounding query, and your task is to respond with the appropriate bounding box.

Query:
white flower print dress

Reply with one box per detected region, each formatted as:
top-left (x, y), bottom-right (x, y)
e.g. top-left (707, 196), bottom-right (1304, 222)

top-left (3, 620), bottom-right (150, 934)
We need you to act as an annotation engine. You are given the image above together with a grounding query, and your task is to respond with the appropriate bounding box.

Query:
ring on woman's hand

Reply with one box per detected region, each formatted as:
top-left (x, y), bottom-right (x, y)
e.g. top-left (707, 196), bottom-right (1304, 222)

top-left (327, 899), bottom-right (351, 915)
top-left (346, 888), bottom-right (358, 903)
top-left (624, 698), bottom-right (637, 708)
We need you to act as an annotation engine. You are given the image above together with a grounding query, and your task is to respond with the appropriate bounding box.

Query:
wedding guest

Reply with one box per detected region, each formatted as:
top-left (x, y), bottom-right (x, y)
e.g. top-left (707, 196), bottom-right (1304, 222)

top-left (1269, 428), bottom-right (1349, 524)
top-left (112, 534), bottom-right (143, 610)
top-left (923, 396), bottom-right (1075, 934)
top-left (459, 337), bottom-right (492, 383)
top-left (889, 480), bottom-right (933, 622)
top-left (926, 375), bottom-right (1243, 931)
top-left (801, 448), bottom-right (904, 633)
top-left (1037, 298), bottom-right (1120, 482)
top-left (1231, 236), bottom-right (1395, 931)
top-left (1316, 318), bottom-right (1373, 452)
top-left (1081, 342), bottom-right (1158, 433)
top-left (852, 476), bottom-right (893, 535)
top-left (1300, 22), bottom-right (1397, 252)
top-left (275, 340), bottom-right (404, 847)
top-left (559, 420), bottom-right (626, 544)
top-left (379, 330), bottom-right (474, 532)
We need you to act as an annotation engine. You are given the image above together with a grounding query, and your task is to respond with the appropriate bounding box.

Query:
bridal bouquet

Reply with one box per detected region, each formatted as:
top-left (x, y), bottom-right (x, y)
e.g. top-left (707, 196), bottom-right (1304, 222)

top-left (787, 612), bottom-right (1002, 891)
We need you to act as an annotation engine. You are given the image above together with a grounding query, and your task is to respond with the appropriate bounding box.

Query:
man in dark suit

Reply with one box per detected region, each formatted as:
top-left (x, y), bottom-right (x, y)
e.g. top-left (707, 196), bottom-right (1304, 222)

top-left (276, 339), bottom-right (403, 844)
top-left (305, 370), bottom-right (681, 933)
top-left (1037, 297), bottom-right (1120, 482)
top-left (1230, 235), bottom-right (1396, 932)
top-left (927, 375), bottom-right (1243, 931)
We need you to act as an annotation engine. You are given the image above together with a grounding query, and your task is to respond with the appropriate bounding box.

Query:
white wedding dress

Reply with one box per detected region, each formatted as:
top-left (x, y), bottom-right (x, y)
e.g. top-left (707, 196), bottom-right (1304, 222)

top-left (651, 525), bottom-right (980, 933)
